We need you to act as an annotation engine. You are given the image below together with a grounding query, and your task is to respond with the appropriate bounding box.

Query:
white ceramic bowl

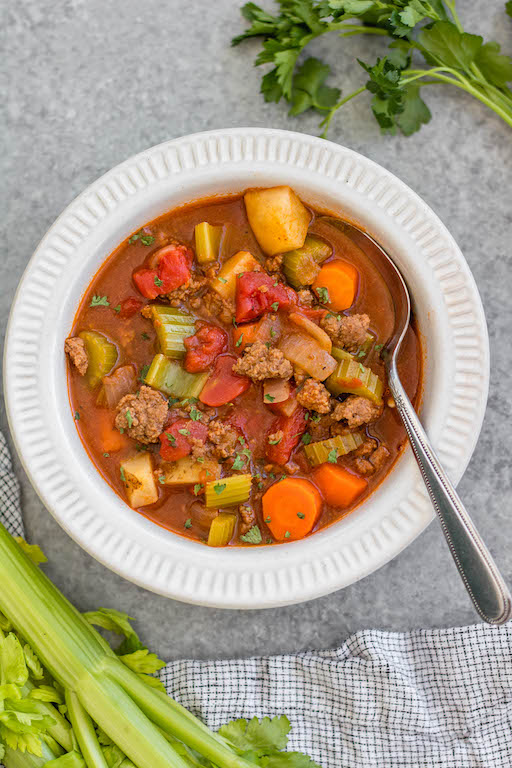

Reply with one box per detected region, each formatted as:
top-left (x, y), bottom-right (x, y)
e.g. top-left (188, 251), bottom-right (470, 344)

top-left (4, 128), bottom-right (489, 608)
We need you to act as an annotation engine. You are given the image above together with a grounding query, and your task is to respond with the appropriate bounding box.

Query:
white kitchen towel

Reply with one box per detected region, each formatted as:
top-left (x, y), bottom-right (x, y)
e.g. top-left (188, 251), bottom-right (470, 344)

top-left (2, 431), bottom-right (511, 767)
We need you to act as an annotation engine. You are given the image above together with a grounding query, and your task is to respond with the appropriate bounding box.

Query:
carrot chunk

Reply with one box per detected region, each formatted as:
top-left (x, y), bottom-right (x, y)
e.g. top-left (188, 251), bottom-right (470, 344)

top-left (263, 478), bottom-right (322, 541)
top-left (313, 463), bottom-right (367, 508)
top-left (312, 260), bottom-right (358, 311)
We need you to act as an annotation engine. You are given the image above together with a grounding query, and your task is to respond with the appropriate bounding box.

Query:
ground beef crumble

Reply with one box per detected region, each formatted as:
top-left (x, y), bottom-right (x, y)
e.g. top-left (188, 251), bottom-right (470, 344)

top-left (239, 505), bottom-right (256, 535)
top-left (332, 395), bottom-right (383, 428)
top-left (114, 386), bottom-right (168, 444)
top-left (207, 420), bottom-right (239, 459)
top-left (297, 288), bottom-right (315, 307)
top-left (233, 340), bottom-right (292, 381)
top-left (202, 290), bottom-right (234, 325)
top-left (321, 313), bottom-right (370, 352)
top-left (352, 444), bottom-right (390, 476)
top-left (167, 275), bottom-right (208, 307)
top-left (297, 379), bottom-right (332, 414)
top-left (266, 254), bottom-right (283, 273)
top-left (65, 337), bottom-right (88, 376)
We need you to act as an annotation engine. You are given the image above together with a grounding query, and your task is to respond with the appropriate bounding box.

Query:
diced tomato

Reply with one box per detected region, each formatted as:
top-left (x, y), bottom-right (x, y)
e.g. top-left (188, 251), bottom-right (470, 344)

top-left (118, 297), bottom-right (143, 319)
top-left (235, 272), bottom-right (296, 323)
top-left (298, 307), bottom-right (328, 324)
top-left (199, 354), bottom-right (251, 407)
top-left (133, 244), bottom-right (193, 299)
top-left (266, 406), bottom-right (307, 465)
top-left (184, 323), bottom-right (228, 373)
top-left (159, 419), bottom-right (208, 462)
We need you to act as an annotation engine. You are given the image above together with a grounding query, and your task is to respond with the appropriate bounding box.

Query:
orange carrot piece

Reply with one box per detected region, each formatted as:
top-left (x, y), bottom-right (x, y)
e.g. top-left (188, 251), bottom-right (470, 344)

top-left (97, 410), bottom-right (127, 453)
top-left (313, 463), bottom-right (367, 508)
top-left (233, 321), bottom-right (258, 352)
top-left (312, 260), bottom-right (358, 311)
top-left (263, 478), bottom-right (322, 541)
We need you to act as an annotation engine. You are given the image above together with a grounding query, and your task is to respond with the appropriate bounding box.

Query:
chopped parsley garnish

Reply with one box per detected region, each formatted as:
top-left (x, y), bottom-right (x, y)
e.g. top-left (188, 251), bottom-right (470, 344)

top-left (327, 448), bottom-right (338, 464)
top-left (119, 427), bottom-right (124, 434)
top-left (125, 409), bottom-right (133, 428)
top-left (154, 276), bottom-right (163, 288)
top-left (356, 350), bottom-right (366, 359)
top-left (297, 512), bottom-right (305, 519)
top-left (184, 518), bottom-right (192, 529)
top-left (135, 444), bottom-right (148, 452)
top-left (359, 363), bottom-right (366, 374)
top-left (268, 435), bottom-right (282, 445)
top-left (217, 276), bottom-right (227, 284)
top-left (316, 286), bottom-right (329, 305)
top-left (265, 341), bottom-right (271, 349)
top-left (129, 230), bottom-right (155, 246)
top-left (271, 301), bottom-right (279, 311)
top-left (269, 472), bottom-right (276, 480)
top-left (189, 407), bottom-right (201, 421)
top-left (270, 328), bottom-right (277, 338)
top-left (141, 332), bottom-right (150, 341)
top-left (258, 482), bottom-right (264, 490)
top-left (232, 454), bottom-right (246, 471)
top-left (265, 516), bottom-right (272, 524)
top-left (264, 394), bottom-right (275, 403)
top-left (232, 318), bottom-right (238, 328)
top-left (103, 452), bottom-right (110, 458)
top-left (236, 333), bottom-right (243, 347)
top-left (193, 483), bottom-right (203, 496)
top-left (240, 525), bottom-right (262, 544)
top-left (158, 475), bottom-right (165, 484)
top-left (166, 433), bottom-right (177, 446)
top-left (214, 483), bottom-right (227, 495)
top-left (375, 343), bottom-right (384, 351)
top-left (139, 364), bottom-right (150, 382)
top-left (196, 456), bottom-right (205, 463)
top-left (74, 411), bottom-right (80, 421)
top-left (90, 295), bottom-right (110, 307)
top-left (310, 413), bottom-right (321, 423)
top-left (238, 436), bottom-right (246, 445)
top-left (120, 467), bottom-right (126, 483)
top-left (284, 531), bottom-right (291, 539)
top-left (168, 396), bottom-right (180, 407)
top-left (178, 428), bottom-right (190, 436)
top-left (301, 432), bottom-right (312, 445)
top-left (113, 305), bottom-right (121, 313)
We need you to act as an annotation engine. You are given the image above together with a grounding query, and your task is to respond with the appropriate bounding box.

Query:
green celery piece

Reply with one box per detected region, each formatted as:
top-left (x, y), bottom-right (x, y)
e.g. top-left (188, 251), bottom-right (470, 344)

top-left (207, 514), bottom-right (237, 547)
top-left (144, 354), bottom-right (208, 399)
top-left (205, 475), bottom-right (252, 508)
top-left (332, 332), bottom-right (375, 363)
top-left (331, 346), bottom-right (354, 363)
top-left (3, 737), bottom-right (59, 768)
top-left (304, 433), bottom-right (363, 467)
top-left (43, 752), bottom-right (86, 768)
top-left (0, 522), bottom-right (259, 768)
top-left (146, 306), bottom-right (196, 359)
top-left (79, 331), bottom-right (118, 389)
top-left (326, 358), bottom-right (384, 404)
top-left (194, 222), bottom-right (223, 265)
top-left (282, 235), bottom-right (331, 288)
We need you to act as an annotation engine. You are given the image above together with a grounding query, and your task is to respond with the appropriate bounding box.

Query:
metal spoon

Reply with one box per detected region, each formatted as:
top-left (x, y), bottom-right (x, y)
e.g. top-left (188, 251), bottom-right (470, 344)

top-left (327, 219), bottom-right (511, 625)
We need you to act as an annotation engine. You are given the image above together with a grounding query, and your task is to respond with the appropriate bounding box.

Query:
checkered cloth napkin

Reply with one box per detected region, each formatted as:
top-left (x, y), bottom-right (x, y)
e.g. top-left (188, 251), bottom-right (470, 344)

top-left (2, 430), bottom-right (512, 767)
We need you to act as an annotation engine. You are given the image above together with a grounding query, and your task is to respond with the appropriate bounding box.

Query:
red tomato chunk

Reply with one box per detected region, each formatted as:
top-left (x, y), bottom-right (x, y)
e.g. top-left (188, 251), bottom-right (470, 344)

top-left (159, 419), bottom-right (208, 462)
top-left (266, 406), bottom-right (307, 465)
top-left (118, 297), bottom-right (143, 319)
top-left (235, 272), bottom-right (296, 323)
top-left (133, 244), bottom-right (193, 299)
top-left (199, 354), bottom-right (250, 407)
top-left (184, 324), bottom-right (228, 373)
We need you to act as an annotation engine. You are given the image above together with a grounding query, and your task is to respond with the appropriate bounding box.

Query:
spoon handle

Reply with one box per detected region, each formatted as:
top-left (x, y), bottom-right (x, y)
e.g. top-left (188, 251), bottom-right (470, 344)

top-left (387, 366), bottom-right (511, 625)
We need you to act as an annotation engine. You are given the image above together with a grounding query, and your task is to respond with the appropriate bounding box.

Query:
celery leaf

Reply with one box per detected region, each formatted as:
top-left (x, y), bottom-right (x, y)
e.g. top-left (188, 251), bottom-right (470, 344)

top-left (118, 648), bottom-right (166, 675)
top-left (83, 608), bottom-right (144, 654)
top-left (219, 715), bottom-right (290, 755)
top-left (1, 634), bottom-right (28, 687)
top-left (14, 537), bottom-right (47, 566)
top-left (24, 644), bottom-right (45, 680)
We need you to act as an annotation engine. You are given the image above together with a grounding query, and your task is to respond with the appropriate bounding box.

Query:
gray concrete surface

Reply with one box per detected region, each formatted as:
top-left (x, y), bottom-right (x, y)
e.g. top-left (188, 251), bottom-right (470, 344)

top-left (2, 0), bottom-right (512, 661)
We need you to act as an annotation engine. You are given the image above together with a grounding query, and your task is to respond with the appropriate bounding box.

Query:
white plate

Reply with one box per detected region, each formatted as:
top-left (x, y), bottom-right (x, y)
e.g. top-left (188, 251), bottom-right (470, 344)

top-left (4, 128), bottom-right (489, 608)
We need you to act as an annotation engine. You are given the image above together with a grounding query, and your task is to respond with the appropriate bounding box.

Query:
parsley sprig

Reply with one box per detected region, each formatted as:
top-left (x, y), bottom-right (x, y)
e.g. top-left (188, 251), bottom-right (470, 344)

top-left (233, 1), bottom-right (512, 136)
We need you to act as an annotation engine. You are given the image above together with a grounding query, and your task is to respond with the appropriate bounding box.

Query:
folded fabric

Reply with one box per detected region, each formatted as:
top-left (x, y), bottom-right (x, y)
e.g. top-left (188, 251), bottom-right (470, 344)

top-left (2, 431), bottom-right (511, 767)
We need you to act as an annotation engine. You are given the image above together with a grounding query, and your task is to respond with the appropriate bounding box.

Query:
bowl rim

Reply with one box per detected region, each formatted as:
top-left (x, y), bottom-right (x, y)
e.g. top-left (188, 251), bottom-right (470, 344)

top-left (4, 127), bottom-right (489, 608)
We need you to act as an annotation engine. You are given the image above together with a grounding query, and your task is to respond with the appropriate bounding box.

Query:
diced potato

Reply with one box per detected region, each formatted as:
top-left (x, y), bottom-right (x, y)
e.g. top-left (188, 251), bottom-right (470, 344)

top-left (263, 378), bottom-right (291, 404)
top-left (120, 453), bottom-right (158, 508)
top-left (158, 456), bottom-right (221, 486)
top-left (244, 186), bottom-right (311, 256)
top-left (212, 250), bottom-right (261, 300)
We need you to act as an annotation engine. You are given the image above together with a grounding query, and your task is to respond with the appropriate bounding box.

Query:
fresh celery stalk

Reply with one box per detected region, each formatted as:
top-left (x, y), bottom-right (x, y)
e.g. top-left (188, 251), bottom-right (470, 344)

top-left (205, 475), bottom-right (252, 508)
top-left (79, 331), bottom-right (118, 388)
top-left (145, 306), bottom-right (196, 359)
top-left (331, 346), bottom-right (354, 363)
top-left (326, 358), bottom-right (384, 404)
top-left (194, 222), bottom-right (223, 264)
top-left (144, 354), bottom-right (208, 399)
top-left (207, 514), bottom-right (236, 547)
top-left (44, 751), bottom-right (87, 767)
top-left (282, 235), bottom-right (332, 288)
top-left (304, 433), bottom-right (363, 466)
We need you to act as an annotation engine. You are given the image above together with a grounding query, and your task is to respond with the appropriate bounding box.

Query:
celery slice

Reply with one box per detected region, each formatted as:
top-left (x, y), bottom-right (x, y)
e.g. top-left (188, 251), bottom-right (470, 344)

top-left (145, 305), bottom-right (196, 359)
top-left (282, 235), bottom-right (332, 288)
top-left (304, 433), bottom-right (363, 466)
top-left (207, 513), bottom-right (236, 547)
top-left (331, 346), bottom-right (354, 363)
top-left (144, 354), bottom-right (208, 399)
top-left (326, 358), bottom-right (384, 404)
top-left (195, 222), bottom-right (223, 265)
top-left (79, 331), bottom-right (118, 389)
top-left (205, 474), bottom-right (252, 508)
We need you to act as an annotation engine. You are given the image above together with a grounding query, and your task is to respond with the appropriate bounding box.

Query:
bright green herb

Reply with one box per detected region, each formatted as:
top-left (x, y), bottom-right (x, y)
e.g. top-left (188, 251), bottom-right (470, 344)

top-left (114, 304), bottom-right (121, 313)
top-left (327, 448), bottom-right (338, 464)
top-left (214, 483), bottom-right (226, 495)
top-left (126, 409), bottom-right (133, 429)
top-left (90, 295), bottom-right (109, 307)
top-left (297, 512), bottom-right (306, 519)
top-left (217, 276), bottom-right (228, 284)
top-left (178, 428), bottom-right (190, 436)
top-left (103, 452), bottom-right (110, 457)
top-left (265, 516), bottom-right (271, 523)
top-left (240, 526), bottom-right (262, 544)
top-left (301, 432), bottom-right (312, 445)
top-left (233, 1), bottom-right (512, 137)
top-left (139, 363), bottom-right (150, 383)
top-left (189, 407), bottom-right (202, 421)
top-left (264, 394), bottom-right (275, 402)
top-left (141, 331), bottom-right (150, 340)
top-left (268, 435), bottom-right (282, 445)
top-left (232, 454), bottom-right (246, 471)
top-left (284, 531), bottom-right (291, 539)
top-left (184, 518), bottom-right (193, 529)
top-left (271, 301), bottom-right (279, 311)
top-left (158, 475), bottom-right (165, 484)
top-left (166, 433), bottom-right (176, 446)
top-left (120, 466), bottom-right (126, 482)
top-left (153, 276), bottom-right (163, 288)
top-left (74, 411), bottom-right (80, 421)
top-left (316, 286), bottom-right (329, 305)
top-left (193, 484), bottom-right (203, 496)
top-left (129, 229), bottom-right (155, 245)
top-left (236, 333), bottom-right (244, 347)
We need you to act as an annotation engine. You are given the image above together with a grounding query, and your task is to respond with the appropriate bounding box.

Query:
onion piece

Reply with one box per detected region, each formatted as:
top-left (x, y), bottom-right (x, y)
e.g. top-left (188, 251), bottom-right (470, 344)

top-left (101, 364), bottom-right (137, 408)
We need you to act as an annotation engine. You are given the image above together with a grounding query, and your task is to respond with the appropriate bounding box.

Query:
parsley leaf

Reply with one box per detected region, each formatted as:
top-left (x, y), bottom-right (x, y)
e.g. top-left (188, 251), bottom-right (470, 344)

top-left (184, 518), bottom-right (193, 528)
top-left (474, 41), bottom-right (512, 87)
top-left (166, 433), bottom-right (177, 446)
top-left (154, 276), bottom-right (163, 288)
top-left (396, 84), bottom-right (432, 136)
top-left (327, 448), bottom-right (338, 464)
top-left (214, 483), bottom-right (227, 495)
top-left (240, 525), bottom-right (263, 544)
top-left (265, 394), bottom-right (276, 402)
top-left (271, 301), bottom-right (279, 311)
top-left (125, 410), bottom-right (133, 429)
top-left (189, 407), bottom-right (202, 421)
top-left (268, 435), bottom-right (282, 445)
top-left (419, 21), bottom-right (482, 71)
top-left (232, 454), bottom-right (246, 471)
top-left (90, 295), bottom-right (110, 307)
top-left (139, 364), bottom-right (150, 383)
top-left (178, 428), bottom-right (190, 436)
top-left (236, 333), bottom-right (244, 347)
top-left (129, 230), bottom-right (155, 246)
top-left (301, 432), bottom-right (312, 445)
top-left (289, 57), bottom-right (340, 116)
top-left (113, 304), bottom-right (121, 313)
top-left (315, 286), bottom-right (329, 304)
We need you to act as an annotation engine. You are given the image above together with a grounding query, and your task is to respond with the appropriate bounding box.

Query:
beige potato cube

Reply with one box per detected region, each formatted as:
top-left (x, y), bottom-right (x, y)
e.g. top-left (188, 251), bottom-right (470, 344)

top-left (121, 453), bottom-right (158, 508)
top-left (212, 250), bottom-right (261, 300)
top-left (158, 456), bottom-right (221, 486)
top-left (244, 186), bottom-right (311, 256)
